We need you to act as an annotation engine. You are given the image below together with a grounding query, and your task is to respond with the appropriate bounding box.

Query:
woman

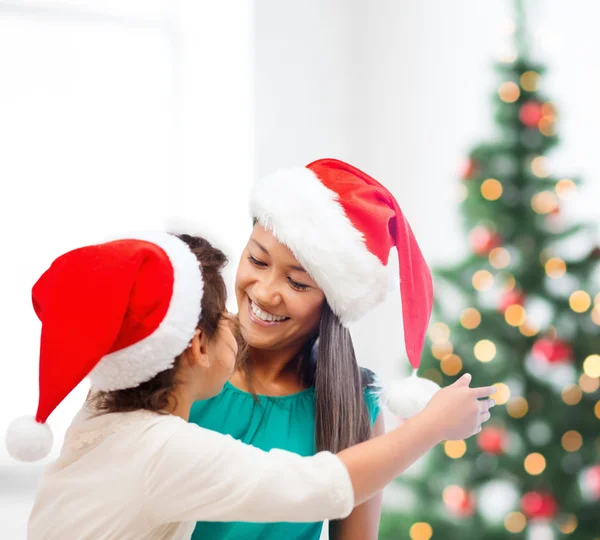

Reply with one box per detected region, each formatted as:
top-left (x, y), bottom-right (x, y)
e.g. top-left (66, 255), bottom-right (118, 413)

top-left (8, 232), bottom-right (494, 540)
top-left (189, 158), bottom-right (460, 539)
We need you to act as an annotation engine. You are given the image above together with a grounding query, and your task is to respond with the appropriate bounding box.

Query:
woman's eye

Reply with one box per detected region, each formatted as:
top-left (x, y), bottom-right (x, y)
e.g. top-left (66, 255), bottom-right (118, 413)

top-left (248, 254), bottom-right (267, 268)
top-left (288, 278), bottom-right (309, 291)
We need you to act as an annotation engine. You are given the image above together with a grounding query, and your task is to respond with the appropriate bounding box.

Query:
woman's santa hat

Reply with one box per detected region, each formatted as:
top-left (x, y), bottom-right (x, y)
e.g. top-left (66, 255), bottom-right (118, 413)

top-left (251, 158), bottom-right (439, 416)
top-left (5, 233), bottom-right (203, 462)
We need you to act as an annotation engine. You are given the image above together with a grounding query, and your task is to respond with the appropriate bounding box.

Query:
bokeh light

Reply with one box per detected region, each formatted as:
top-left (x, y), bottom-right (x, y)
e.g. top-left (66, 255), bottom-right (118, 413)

top-left (505, 304), bottom-right (527, 327)
top-left (555, 179), bottom-right (576, 200)
top-left (441, 354), bottom-right (463, 376)
top-left (558, 514), bottom-right (578, 534)
top-left (474, 340), bottom-right (497, 362)
top-left (507, 396), bottom-right (529, 418)
top-left (491, 383), bottom-right (511, 405)
top-left (524, 452), bottom-right (546, 475)
top-left (531, 191), bottom-right (558, 213)
top-left (531, 156), bottom-right (549, 178)
top-left (583, 354), bottom-right (600, 378)
top-left (569, 290), bottom-right (591, 313)
top-left (544, 257), bottom-right (566, 279)
top-left (561, 431), bottom-right (583, 452)
top-left (562, 385), bottom-right (583, 406)
top-left (520, 71), bottom-right (539, 91)
top-left (432, 341), bottom-right (453, 360)
top-left (490, 247), bottom-right (511, 269)
top-left (444, 440), bottom-right (467, 459)
top-left (428, 322), bottom-right (451, 344)
top-left (504, 511), bottom-right (527, 533)
top-left (481, 178), bottom-right (503, 200)
top-left (473, 270), bottom-right (494, 291)
top-left (410, 522), bottom-right (433, 540)
top-left (579, 373), bottom-right (600, 393)
top-left (499, 81), bottom-right (520, 103)
top-left (460, 308), bottom-right (481, 330)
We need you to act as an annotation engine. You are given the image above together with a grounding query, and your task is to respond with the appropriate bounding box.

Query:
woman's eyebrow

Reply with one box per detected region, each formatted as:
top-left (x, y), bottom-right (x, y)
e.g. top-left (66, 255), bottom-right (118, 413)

top-left (251, 239), bottom-right (306, 272)
top-left (250, 239), bottom-right (269, 255)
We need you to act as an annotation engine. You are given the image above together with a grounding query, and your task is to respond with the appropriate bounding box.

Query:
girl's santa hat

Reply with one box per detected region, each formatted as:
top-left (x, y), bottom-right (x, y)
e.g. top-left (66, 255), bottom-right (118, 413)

top-left (251, 158), bottom-right (440, 416)
top-left (5, 233), bottom-right (203, 462)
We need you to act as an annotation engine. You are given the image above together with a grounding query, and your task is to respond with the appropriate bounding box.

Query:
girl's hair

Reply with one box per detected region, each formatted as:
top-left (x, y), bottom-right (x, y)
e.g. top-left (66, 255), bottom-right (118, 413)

top-left (88, 234), bottom-right (228, 414)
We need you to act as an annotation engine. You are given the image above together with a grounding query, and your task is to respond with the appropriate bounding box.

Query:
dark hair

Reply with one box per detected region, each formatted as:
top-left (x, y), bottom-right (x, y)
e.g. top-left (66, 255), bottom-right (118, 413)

top-left (88, 234), bottom-right (228, 414)
top-left (308, 304), bottom-right (374, 453)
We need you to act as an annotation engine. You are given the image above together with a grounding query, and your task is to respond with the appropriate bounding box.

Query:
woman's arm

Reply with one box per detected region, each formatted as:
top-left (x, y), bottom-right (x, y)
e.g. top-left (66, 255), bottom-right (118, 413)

top-left (329, 413), bottom-right (385, 540)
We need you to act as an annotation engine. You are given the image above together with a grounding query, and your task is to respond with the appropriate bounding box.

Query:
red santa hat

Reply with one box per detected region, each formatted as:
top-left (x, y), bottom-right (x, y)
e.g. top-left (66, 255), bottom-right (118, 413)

top-left (251, 158), bottom-right (439, 415)
top-left (5, 232), bottom-right (203, 462)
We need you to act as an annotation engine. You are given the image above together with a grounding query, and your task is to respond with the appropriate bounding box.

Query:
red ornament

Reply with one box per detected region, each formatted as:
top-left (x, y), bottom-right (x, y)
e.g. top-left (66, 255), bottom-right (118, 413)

top-left (590, 246), bottom-right (600, 259)
top-left (469, 226), bottom-right (502, 256)
top-left (461, 159), bottom-right (478, 180)
top-left (499, 289), bottom-right (525, 313)
top-left (581, 465), bottom-right (600, 500)
top-left (477, 426), bottom-right (507, 455)
top-left (531, 338), bottom-right (573, 364)
top-left (521, 491), bottom-right (558, 520)
top-left (443, 485), bottom-right (476, 517)
top-left (519, 101), bottom-right (544, 128)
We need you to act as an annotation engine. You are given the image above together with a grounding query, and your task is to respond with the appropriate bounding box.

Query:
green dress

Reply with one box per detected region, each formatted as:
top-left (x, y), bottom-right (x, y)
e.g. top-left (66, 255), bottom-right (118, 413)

top-left (189, 379), bottom-right (380, 540)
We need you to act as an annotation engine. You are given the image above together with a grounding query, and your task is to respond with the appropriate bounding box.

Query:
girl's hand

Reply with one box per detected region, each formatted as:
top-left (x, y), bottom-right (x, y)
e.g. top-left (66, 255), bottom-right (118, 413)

top-left (423, 374), bottom-right (496, 441)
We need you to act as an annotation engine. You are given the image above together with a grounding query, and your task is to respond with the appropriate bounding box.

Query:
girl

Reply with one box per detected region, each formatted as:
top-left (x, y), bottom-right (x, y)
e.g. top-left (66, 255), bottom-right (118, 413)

top-left (189, 158), bottom-right (467, 539)
top-left (7, 232), bottom-right (495, 540)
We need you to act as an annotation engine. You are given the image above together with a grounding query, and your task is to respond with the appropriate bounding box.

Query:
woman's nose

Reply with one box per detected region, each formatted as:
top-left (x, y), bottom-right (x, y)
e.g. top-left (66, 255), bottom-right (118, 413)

top-left (252, 274), bottom-right (282, 307)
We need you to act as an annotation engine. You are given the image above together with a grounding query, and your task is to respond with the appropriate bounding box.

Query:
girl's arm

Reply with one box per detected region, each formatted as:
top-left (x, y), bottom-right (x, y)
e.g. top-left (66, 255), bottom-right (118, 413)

top-left (143, 375), bottom-right (493, 526)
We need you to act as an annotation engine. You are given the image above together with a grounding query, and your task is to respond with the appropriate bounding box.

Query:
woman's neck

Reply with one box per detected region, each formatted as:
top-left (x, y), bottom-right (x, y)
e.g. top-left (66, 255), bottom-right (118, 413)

top-left (248, 346), bottom-right (299, 379)
top-left (233, 345), bottom-right (307, 395)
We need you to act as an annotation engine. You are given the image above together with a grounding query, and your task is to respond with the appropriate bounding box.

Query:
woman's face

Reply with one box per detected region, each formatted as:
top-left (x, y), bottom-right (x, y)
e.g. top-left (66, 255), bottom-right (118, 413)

top-left (235, 225), bottom-right (325, 354)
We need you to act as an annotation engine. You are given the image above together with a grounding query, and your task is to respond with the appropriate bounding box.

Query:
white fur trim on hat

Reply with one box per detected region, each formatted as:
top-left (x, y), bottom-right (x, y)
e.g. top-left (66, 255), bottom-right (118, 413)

top-left (379, 371), bottom-right (440, 419)
top-left (88, 232), bottom-right (204, 391)
top-left (250, 167), bottom-right (390, 325)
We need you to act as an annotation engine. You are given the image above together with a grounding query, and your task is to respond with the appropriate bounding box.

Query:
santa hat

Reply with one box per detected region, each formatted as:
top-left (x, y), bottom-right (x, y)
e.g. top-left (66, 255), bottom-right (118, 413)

top-left (5, 232), bottom-right (203, 462)
top-left (251, 158), bottom-right (439, 416)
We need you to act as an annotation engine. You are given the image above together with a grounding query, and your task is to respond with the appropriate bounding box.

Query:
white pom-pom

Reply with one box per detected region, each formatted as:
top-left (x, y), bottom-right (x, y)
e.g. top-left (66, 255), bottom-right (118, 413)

top-left (380, 372), bottom-right (441, 419)
top-left (5, 415), bottom-right (53, 462)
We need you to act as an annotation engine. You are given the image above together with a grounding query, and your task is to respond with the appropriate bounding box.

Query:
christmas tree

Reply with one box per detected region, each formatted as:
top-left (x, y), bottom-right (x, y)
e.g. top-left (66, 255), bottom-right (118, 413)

top-left (380, 2), bottom-right (600, 539)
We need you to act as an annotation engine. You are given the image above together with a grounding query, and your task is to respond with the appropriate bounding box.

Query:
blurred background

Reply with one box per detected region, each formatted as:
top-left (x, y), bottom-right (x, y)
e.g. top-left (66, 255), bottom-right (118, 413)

top-left (1, 0), bottom-right (599, 538)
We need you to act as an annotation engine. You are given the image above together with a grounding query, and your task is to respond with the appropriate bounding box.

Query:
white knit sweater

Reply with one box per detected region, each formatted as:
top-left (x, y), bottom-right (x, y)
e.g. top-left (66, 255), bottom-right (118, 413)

top-left (28, 406), bottom-right (353, 539)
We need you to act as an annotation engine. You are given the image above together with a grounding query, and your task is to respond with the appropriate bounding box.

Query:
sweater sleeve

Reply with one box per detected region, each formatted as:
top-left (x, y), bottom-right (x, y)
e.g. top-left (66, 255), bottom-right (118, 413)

top-left (143, 421), bottom-right (354, 525)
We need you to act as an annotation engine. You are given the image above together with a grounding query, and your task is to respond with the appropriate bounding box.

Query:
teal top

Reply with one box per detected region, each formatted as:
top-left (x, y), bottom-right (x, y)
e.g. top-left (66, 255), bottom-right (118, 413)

top-left (189, 380), bottom-right (380, 540)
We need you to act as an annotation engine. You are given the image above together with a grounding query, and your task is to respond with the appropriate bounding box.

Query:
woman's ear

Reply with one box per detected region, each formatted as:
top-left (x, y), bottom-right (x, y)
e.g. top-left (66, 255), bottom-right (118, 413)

top-left (187, 328), bottom-right (211, 369)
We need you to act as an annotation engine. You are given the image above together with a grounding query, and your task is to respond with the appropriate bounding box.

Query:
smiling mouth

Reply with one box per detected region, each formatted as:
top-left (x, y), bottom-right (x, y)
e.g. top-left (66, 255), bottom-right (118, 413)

top-left (248, 298), bottom-right (290, 324)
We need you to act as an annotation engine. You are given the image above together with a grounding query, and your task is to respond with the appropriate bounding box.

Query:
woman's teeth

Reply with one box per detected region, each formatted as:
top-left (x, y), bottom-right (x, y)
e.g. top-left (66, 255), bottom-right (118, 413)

top-left (250, 301), bottom-right (287, 322)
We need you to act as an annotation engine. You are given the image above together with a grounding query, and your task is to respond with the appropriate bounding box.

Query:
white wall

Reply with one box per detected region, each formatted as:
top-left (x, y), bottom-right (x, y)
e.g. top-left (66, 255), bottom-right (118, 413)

top-left (0, 0), bottom-right (253, 536)
top-left (255, 0), bottom-right (600, 383)
top-left (254, 0), bottom-right (362, 173)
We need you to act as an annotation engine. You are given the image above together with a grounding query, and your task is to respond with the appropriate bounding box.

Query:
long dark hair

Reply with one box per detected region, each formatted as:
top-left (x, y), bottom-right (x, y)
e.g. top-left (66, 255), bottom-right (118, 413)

top-left (309, 304), bottom-right (374, 453)
top-left (242, 302), bottom-right (374, 453)
top-left (88, 234), bottom-right (228, 414)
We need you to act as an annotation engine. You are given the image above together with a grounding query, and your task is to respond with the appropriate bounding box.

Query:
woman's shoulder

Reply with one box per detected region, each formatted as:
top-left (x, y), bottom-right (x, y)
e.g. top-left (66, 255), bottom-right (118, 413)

top-left (359, 367), bottom-right (382, 426)
top-left (360, 366), bottom-right (379, 387)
